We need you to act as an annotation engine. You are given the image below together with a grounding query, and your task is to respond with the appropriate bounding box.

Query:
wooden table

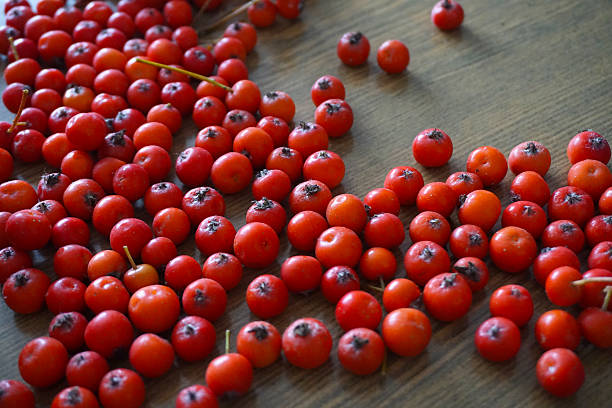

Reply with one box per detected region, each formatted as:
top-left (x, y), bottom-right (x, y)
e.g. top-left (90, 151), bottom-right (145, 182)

top-left (1, 0), bottom-right (611, 406)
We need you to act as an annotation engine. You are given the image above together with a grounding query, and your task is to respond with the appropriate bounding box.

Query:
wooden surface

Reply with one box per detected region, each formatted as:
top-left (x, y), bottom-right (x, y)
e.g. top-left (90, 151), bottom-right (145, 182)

top-left (1, 0), bottom-right (612, 406)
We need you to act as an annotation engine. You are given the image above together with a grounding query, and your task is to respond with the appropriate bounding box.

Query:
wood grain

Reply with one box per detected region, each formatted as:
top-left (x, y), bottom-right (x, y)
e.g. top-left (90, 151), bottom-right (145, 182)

top-left (1, 0), bottom-right (612, 406)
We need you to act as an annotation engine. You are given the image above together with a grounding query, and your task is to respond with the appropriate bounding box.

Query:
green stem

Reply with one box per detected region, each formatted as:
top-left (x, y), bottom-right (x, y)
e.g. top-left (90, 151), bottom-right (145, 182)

top-left (602, 286), bottom-right (611, 311)
top-left (572, 277), bottom-right (612, 286)
top-left (225, 329), bottom-right (230, 354)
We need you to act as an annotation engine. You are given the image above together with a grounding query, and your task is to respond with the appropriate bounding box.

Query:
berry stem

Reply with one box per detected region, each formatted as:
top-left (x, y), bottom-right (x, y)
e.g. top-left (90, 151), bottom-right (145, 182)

top-left (366, 284), bottom-right (384, 293)
top-left (225, 329), bottom-right (230, 354)
top-left (8, 88), bottom-right (29, 134)
top-left (134, 58), bottom-right (233, 92)
top-left (199, 37), bottom-right (223, 51)
top-left (365, 277), bottom-right (386, 293)
top-left (381, 349), bottom-right (387, 376)
top-left (442, 0), bottom-right (451, 8)
top-left (602, 286), bottom-right (611, 311)
top-left (200, 0), bottom-right (257, 33)
top-left (194, 0), bottom-right (214, 22)
top-left (8, 37), bottom-right (19, 60)
top-left (572, 277), bottom-right (612, 286)
top-left (123, 245), bottom-right (137, 270)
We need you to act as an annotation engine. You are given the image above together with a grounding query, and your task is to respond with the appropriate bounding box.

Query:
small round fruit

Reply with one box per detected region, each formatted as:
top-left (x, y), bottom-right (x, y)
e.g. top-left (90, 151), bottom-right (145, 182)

top-left (474, 317), bottom-right (520, 362)
top-left (536, 348), bottom-right (585, 398)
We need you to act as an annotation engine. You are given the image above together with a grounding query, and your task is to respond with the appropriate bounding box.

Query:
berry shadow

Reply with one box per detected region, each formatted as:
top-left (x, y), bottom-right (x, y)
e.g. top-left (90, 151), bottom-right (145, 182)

top-left (432, 25), bottom-right (499, 67)
top-left (328, 129), bottom-right (355, 156)
top-left (12, 309), bottom-right (54, 337)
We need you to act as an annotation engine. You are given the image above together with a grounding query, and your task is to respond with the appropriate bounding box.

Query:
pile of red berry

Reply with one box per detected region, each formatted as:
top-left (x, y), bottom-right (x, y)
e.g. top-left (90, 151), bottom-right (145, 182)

top-left (0, 0), bottom-right (611, 407)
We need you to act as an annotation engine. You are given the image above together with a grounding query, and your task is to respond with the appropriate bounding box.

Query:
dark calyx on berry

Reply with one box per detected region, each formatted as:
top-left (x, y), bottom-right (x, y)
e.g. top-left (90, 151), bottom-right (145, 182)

top-left (419, 246), bottom-right (435, 261)
top-left (193, 288), bottom-right (209, 305)
top-left (253, 197), bottom-right (275, 210)
top-left (457, 172), bottom-right (473, 182)
top-left (247, 325), bottom-right (269, 341)
top-left (66, 387), bottom-right (82, 404)
top-left (317, 78), bottom-right (331, 90)
top-left (52, 313), bottom-right (76, 331)
top-left (510, 287), bottom-right (523, 297)
top-left (84, 192), bottom-right (100, 209)
top-left (454, 261), bottom-right (481, 281)
top-left (522, 205), bottom-right (535, 216)
top-left (324, 102), bottom-right (341, 114)
top-left (256, 169), bottom-right (269, 178)
top-left (215, 253), bottom-right (229, 264)
top-left (256, 280), bottom-right (271, 295)
top-left (587, 135), bottom-right (606, 150)
top-left (108, 130), bottom-right (127, 145)
top-left (298, 121), bottom-right (312, 131)
top-left (349, 32), bottom-right (363, 45)
top-left (487, 323), bottom-right (501, 339)
top-left (429, 218), bottom-right (442, 229)
top-left (563, 192), bottom-right (583, 204)
top-left (13, 271), bottom-right (29, 287)
top-left (350, 335), bottom-right (369, 350)
top-left (440, 273), bottom-right (458, 288)
top-left (182, 324), bottom-right (196, 336)
top-left (205, 218), bottom-right (220, 232)
top-left (109, 375), bottom-right (122, 388)
top-left (523, 142), bottom-right (540, 155)
top-left (469, 233), bottom-right (483, 247)
top-left (293, 322), bottom-right (311, 337)
top-left (427, 129), bottom-right (445, 140)
top-left (43, 172), bottom-right (61, 187)
top-left (336, 268), bottom-right (356, 283)
top-left (229, 112), bottom-right (244, 122)
top-left (205, 128), bottom-right (218, 138)
top-left (560, 223), bottom-right (575, 233)
top-left (303, 183), bottom-right (321, 196)
top-left (33, 201), bottom-right (51, 213)
top-left (193, 187), bottom-right (212, 202)
top-left (401, 169), bottom-right (415, 178)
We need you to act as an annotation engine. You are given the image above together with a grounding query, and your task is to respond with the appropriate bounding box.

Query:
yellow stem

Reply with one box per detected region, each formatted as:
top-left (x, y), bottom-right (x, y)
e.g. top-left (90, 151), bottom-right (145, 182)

top-left (8, 37), bottom-right (19, 60)
top-left (134, 58), bottom-right (233, 92)
top-left (123, 245), bottom-right (137, 270)
top-left (8, 88), bottom-right (29, 134)
top-left (200, 0), bottom-right (257, 33)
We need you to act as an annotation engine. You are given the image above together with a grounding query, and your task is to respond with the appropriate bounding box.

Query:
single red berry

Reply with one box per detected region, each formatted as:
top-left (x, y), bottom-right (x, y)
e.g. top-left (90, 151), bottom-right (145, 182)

top-left (431, 0), bottom-right (464, 31)
top-left (377, 39), bottom-right (410, 74)
top-left (337, 31), bottom-right (370, 66)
